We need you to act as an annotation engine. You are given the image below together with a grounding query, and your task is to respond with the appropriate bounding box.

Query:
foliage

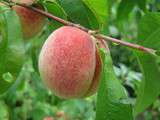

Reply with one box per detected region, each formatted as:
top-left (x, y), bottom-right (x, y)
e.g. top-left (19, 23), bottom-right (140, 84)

top-left (0, 0), bottom-right (160, 119)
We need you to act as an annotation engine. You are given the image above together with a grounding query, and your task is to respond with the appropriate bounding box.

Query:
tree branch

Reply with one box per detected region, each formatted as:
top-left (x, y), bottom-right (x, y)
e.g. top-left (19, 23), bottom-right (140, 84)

top-left (3, 0), bottom-right (157, 55)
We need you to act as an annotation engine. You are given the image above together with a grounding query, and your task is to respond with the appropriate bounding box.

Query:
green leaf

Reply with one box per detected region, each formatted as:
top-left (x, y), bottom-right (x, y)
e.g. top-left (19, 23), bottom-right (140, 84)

top-left (0, 9), bottom-right (25, 94)
top-left (44, 1), bottom-right (67, 30)
top-left (57, 0), bottom-right (100, 29)
top-left (2, 72), bottom-right (14, 83)
top-left (82, 0), bottom-right (108, 28)
top-left (117, 0), bottom-right (136, 21)
top-left (0, 101), bottom-right (9, 120)
top-left (96, 49), bottom-right (133, 120)
top-left (135, 0), bottom-right (146, 11)
top-left (156, 50), bottom-right (160, 56)
top-left (134, 13), bottom-right (160, 115)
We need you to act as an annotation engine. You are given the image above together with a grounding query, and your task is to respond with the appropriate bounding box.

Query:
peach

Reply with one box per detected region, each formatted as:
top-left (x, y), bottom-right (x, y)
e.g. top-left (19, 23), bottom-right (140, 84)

top-left (39, 26), bottom-right (102, 99)
top-left (12, 0), bottom-right (46, 39)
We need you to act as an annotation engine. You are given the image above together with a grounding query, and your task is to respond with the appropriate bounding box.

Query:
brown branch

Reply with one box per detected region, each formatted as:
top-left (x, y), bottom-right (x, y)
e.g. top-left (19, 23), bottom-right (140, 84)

top-left (4, 1), bottom-right (157, 55)
top-left (14, 2), bottom-right (90, 32)
top-left (94, 34), bottom-right (156, 55)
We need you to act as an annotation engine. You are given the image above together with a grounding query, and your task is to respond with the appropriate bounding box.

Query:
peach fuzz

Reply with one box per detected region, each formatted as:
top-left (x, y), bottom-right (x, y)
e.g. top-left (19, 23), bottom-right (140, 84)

top-left (39, 26), bottom-right (102, 99)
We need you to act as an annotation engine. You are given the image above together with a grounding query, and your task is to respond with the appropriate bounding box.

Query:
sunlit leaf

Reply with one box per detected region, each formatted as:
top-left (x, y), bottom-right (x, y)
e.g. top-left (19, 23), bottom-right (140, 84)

top-left (96, 49), bottom-right (133, 120)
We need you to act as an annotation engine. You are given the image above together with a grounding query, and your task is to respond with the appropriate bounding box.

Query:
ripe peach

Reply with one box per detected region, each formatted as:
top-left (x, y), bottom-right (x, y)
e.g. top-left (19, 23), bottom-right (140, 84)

top-left (39, 26), bottom-right (102, 99)
top-left (12, 0), bottom-right (46, 39)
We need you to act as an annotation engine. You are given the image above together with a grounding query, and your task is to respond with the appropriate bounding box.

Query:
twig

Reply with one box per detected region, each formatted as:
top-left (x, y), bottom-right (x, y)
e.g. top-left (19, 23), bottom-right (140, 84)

top-left (3, 0), bottom-right (157, 55)
top-left (15, 2), bottom-right (90, 32)
top-left (94, 34), bottom-right (156, 55)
